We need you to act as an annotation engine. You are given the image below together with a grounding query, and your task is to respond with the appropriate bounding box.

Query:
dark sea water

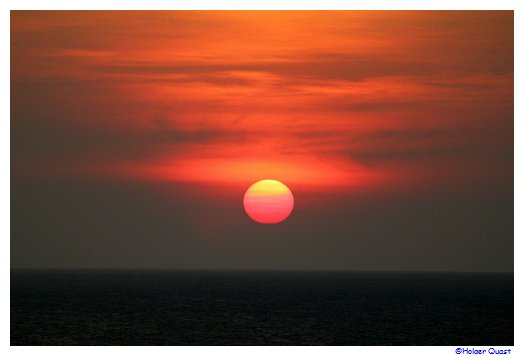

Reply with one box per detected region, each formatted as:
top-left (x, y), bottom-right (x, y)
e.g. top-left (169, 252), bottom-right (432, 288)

top-left (11, 269), bottom-right (513, 345)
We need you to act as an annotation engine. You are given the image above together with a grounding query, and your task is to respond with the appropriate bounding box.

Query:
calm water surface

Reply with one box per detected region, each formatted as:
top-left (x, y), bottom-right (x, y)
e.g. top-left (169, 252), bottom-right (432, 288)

top-left (11, 269), bottom-right (513, 345)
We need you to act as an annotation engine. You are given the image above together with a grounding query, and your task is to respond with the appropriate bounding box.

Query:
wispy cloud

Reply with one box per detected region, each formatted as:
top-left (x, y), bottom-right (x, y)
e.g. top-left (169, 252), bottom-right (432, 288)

top-left (11, 11), bottom-right (513, 190)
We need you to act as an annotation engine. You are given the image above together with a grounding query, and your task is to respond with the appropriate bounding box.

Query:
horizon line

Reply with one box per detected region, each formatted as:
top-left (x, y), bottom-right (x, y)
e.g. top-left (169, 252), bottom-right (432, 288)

top-left (9, 267), bottom-right (514, 274)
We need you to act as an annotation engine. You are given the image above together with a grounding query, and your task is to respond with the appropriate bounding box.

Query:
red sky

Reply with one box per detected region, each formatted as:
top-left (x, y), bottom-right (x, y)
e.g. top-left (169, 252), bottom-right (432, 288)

top-left (11, 11), bottom-right (513, 194)
top-left (11, 11), bottom-right (514, 271)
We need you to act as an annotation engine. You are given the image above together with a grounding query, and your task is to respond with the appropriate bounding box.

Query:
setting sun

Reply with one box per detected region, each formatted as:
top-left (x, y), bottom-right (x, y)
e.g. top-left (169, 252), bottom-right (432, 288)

top-left (243, 180), bottom-right (294, 224)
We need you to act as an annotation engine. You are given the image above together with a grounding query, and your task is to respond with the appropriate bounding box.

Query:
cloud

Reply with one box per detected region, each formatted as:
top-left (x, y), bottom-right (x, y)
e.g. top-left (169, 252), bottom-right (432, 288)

top-left (10, 11), bottom-right (513, 191)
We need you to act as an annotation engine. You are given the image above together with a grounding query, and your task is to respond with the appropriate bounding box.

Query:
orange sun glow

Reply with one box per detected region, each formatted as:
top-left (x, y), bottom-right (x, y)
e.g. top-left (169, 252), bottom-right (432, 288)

top-left (243, 180), bottom-right (294, 224)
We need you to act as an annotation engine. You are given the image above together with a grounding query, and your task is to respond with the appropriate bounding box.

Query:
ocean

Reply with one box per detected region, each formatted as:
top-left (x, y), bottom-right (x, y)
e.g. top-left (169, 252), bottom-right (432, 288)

top-left (10, 269), bottom-right (513, 345)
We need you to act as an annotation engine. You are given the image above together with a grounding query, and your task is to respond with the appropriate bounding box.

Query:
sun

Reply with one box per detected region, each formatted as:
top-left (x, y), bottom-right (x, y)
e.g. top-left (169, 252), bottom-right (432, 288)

top-left (243, 180), bottom-right (294, 224)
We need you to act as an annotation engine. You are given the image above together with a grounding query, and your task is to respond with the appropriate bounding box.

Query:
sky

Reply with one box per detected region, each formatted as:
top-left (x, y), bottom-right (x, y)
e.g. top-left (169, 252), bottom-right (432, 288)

top-left (11, 11), bottom-right (513, 272)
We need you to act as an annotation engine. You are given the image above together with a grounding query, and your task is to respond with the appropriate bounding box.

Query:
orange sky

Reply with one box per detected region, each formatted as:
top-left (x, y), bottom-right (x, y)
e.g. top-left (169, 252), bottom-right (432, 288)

top-left (11, 11), bottom-right (513, 193)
